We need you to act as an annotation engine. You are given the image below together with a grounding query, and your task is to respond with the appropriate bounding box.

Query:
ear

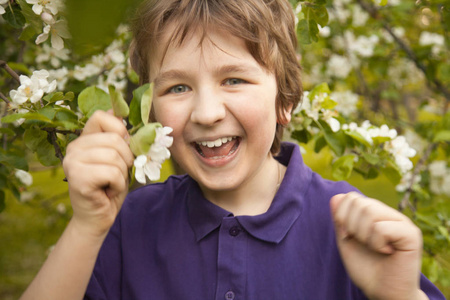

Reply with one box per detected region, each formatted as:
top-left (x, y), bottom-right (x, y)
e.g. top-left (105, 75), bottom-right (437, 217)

top-left (279, 104), bottom-right (293, 125)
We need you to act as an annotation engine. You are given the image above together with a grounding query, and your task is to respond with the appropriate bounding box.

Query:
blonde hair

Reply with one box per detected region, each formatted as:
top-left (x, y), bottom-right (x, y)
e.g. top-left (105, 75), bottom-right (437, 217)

top-left (129, 0), bottom-right (303, 154)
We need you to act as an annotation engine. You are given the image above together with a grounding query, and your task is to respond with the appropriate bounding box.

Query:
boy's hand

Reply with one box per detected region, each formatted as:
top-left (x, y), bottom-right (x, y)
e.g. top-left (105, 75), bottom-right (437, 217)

top-left (63, 110), bottom-right (134, 239)
top-left (330, 192), bottom-right (428, 300)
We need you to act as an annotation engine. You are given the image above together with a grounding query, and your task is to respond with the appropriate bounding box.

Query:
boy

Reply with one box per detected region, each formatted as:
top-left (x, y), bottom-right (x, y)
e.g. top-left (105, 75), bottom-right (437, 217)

top-left (20, 0), bottom-right (445, 299)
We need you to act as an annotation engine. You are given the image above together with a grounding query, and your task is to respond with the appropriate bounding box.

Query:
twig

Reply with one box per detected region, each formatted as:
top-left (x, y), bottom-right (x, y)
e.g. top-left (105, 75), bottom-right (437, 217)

top-left (47, 130), bottom-right (65, 164)
top-left (43, 127), bottom-right (82, 136)
top-left (356, 0), bottom-right (450, 103)
top-left (398, 143), bottom-right (436, 212)
top-left (0, 92), bottom-right (10, 104)
top-left (0, 60), bottom-right (21, 83)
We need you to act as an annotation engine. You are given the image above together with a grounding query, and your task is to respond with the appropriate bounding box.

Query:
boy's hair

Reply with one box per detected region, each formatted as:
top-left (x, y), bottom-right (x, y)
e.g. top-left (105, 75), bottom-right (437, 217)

top-left (129, 0), bottom-right (303, 154)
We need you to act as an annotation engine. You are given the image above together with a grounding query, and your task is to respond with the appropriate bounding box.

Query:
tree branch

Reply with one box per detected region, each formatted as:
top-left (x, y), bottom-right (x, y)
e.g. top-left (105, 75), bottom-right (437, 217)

top-left (399, 143), bottom-right (436, 212)
top-left (0, 92), bottom-right (11, 104)
top-left (0, 60), bottom-right (21, 83)
top-left (47, 130), bottom-right (65, 164)
top-left (356, 0), bottom-right (450, 103)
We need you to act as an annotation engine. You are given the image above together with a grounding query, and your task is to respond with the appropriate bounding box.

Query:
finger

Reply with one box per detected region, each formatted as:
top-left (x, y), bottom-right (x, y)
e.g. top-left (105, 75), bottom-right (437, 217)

top-left (82, 110), bottom-right (129, 139)
top-left (77, 148), bottom-right (130, 179)
top-left (67, 133), bottom-right (134, 168)
top-left (75, 163), bottom-right (128, 201)
top-left (331, 192), bottom-right (361, 237)
top-left (368, 220), bottom-right (422, 254)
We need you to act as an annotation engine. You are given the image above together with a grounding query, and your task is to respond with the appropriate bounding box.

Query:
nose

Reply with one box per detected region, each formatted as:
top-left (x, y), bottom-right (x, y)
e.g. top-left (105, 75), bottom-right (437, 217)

top-left (190, 87), bottom-right (226, 126)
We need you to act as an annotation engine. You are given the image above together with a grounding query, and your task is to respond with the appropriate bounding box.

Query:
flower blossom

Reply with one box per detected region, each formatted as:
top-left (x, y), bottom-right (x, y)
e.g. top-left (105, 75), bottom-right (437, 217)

top-left (428, 161), bottom-right (450, 196)
top-left (36, 20), bottom-right (71, 50)
top-left (9, 70), bottom-right (57, 105)
top-left (134, 127), bottom-right (174, 184)
top-left (36, 44), bottom-right (70, 68)
top-left (330, 91), bottom-right (359, 117)
top-left (384, 136), bottom-right (416, 174)
top-left (15, 169), bottom-right (33, 186)
top-left (26, 0), bottom-right (61, 15)
top-left (0, 0), bottom-right (8, 15)
top-left (326, 54), bottom-right (352, 79)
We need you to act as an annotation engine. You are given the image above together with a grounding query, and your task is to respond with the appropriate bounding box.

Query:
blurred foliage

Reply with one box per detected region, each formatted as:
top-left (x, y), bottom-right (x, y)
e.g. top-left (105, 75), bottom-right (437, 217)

top-left (0, 0), bottom-right (449, 298)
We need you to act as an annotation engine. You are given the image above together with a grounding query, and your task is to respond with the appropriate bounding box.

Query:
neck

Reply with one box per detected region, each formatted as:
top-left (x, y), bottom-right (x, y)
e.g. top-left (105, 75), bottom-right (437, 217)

top-left (203, 155), bottom-right (285, 216)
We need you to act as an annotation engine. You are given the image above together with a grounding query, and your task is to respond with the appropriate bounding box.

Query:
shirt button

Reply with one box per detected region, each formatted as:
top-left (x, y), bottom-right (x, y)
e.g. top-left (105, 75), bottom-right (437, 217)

top-left (229, 226), bottom-right (241, 236)
top-left (225, 290), bottom-right (235, 299)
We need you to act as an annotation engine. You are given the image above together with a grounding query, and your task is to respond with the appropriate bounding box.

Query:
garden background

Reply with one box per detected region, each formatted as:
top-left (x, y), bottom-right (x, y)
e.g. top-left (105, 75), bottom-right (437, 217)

top-left (0, 0), bottom-right (449, 298)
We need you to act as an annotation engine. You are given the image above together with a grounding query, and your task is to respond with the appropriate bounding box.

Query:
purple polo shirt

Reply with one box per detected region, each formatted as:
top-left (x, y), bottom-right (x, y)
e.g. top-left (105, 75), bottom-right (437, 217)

top-left (85, 142), bottom-right (445, 299)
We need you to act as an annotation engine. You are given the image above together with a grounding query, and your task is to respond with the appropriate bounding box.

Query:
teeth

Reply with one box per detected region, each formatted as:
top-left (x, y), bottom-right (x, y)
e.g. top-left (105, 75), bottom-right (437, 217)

top-left (197, 137), bottom-right (235, 148)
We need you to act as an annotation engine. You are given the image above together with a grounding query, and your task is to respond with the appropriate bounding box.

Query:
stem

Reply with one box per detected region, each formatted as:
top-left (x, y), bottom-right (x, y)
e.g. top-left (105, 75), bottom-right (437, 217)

top-left (356, 0), bottom-right (450, 104)
top-left (0, 92), bottom-right (11, 104)
top-left (398, 143), bottom-right (436, 212)
top-left (46, 130), bottom-right (65, 164)
top-left (0, 60), bottom-right (21, 83)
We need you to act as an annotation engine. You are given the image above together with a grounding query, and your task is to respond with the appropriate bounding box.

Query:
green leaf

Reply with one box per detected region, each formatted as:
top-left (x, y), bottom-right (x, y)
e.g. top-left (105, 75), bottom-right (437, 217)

top-left (311, 5), bottom-right (328, 27)
top-left (3, 5), bottom-right (26, 29)
top-left (314, 135), bottom-right (327, 153)
top-left (332, 154), bottom-right (355, 181)
top-left (362, 152), bottom-right (380, 165)
top-left (309, 82), bottom-right (330, 100)
top-left (129, 83), bottom-right (150, 126)
top-left (129, 122), bottom-right (162, 156)
top-left (0, 151), bottom-right (28, 170)
top-left (344, 131), bottom-right (371, 148)
top-left (141, 83), bottom-right (154, 125)
top-left (38, 106), bottom-right (56, 120)
top-left (1, 113), bottom-right (26, 123)
top-left (55, 108), bottom-right (79, 123)
top-left (78, 86), bottom-right (112, 118)
top-left (44, 92), bottom-right (65, 103)
top-left (65, 0), bottom-right (141, 55)
top-left (433, 130), bottom-right (450, 142)
top-left (381, 163), bottom-right (402, 185)
top-left (0, 128), bottom-right (16, 136)
top-left (19, 25), bottom-right (37, 41)
top-left (321, 122), bottom-right (345, 156)
top-left (17, 0), bottom-right (43, 33)
top-left (22, 113), bottom-right (53, 123)
top-left (297, 18), bottom-right (319, 44)
top-left (109, 85), bottom-right (129, 118)
top-left (24, 128), bottom-right (60, 166)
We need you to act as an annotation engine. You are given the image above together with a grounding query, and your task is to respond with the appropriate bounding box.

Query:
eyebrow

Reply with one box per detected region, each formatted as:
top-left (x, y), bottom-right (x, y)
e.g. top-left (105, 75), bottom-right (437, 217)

top-left (154, 63), bottom-right (262, 87)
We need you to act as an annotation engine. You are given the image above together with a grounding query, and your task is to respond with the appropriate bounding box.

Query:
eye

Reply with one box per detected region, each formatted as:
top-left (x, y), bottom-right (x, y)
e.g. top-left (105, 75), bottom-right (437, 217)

top-left (223, 78), bottom-right (247, 86)
top-left (168, 85), bottom-right (190, 94)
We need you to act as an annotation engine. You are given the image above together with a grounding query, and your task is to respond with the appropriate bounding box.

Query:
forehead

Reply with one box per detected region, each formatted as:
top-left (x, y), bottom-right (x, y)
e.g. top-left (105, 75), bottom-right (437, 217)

top-left (148, 22), bottom-right (260, 81)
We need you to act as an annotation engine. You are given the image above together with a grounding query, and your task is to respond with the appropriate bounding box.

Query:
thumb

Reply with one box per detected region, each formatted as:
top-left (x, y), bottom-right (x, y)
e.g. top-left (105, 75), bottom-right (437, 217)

top-left (330, 193), bottom-right (346, 218)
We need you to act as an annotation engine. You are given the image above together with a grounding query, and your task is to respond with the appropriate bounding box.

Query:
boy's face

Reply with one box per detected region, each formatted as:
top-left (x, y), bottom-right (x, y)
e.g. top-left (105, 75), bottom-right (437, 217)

top-left (151, 27), bottom-right (285, 197)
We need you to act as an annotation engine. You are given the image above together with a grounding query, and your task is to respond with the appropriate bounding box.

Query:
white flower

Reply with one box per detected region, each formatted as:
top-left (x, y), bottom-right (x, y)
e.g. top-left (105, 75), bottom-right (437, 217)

top-left (73, 63), bottom-right (102, 81)
top-left (429, 161), bottom-right (447, 178)
top-left (396, 171), bottom-right (421, 193)
top-left (384, 136), bottom-right (416, 174)
top-left (36, 44), bottom-right (70, 68)
top-left (0, 0), bottom-right (7, 15)
top-left (134, 155), bottom-right (162, 184)
top-left (322, 110), bottom-right (340, 132)
top-left (48, 67), bottom-right (69, 90)
top-left (318, 25), bottom-right (330, 38)
top-left (133, 127), bottom-right (173, 184)
top-left (419, 31), bottom-right (445, 55)
top-left (15, 169), bottom-right (33, 186)
top-left (330, 91), bottom-right (359, 117)
top-left (56, 203), bottom-right (66, 214)
top-left (36, 20), bottom-right (71, 50)
top-left (348, 33), bottom-right (379, 58)
top-left (352, 5), bottom-right (369, 27)
top-left (326, 54), bottom-right (352, 79)
top-left (9, 70), bottom-right (57, 105)
top-left (26, 0), bottom-right (61, 15)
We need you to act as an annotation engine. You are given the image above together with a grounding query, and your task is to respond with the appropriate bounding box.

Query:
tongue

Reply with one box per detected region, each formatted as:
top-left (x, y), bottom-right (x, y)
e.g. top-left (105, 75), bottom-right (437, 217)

top-left (200, 140), bottom-right (236, 159)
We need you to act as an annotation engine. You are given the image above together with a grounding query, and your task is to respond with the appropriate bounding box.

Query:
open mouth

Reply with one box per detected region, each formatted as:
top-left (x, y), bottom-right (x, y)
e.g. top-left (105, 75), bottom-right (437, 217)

top-left (194, 136), bottom-right (240, 159)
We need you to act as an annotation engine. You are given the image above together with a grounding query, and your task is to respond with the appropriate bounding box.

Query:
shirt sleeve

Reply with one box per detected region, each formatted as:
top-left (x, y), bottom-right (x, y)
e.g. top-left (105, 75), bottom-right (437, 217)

top-left (420, 274), bottom-right (446, 299)
top-left (84, 214), bottom-right (123, 300)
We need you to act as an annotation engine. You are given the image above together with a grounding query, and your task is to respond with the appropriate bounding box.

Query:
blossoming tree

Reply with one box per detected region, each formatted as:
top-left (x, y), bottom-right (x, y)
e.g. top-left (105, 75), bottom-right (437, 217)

top-left (0, 0), bottom-right (449, 294)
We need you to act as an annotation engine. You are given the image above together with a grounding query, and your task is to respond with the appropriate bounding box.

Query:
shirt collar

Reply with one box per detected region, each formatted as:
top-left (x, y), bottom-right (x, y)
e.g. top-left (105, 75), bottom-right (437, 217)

top-left (187, 142), bottom-right (311, 244)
